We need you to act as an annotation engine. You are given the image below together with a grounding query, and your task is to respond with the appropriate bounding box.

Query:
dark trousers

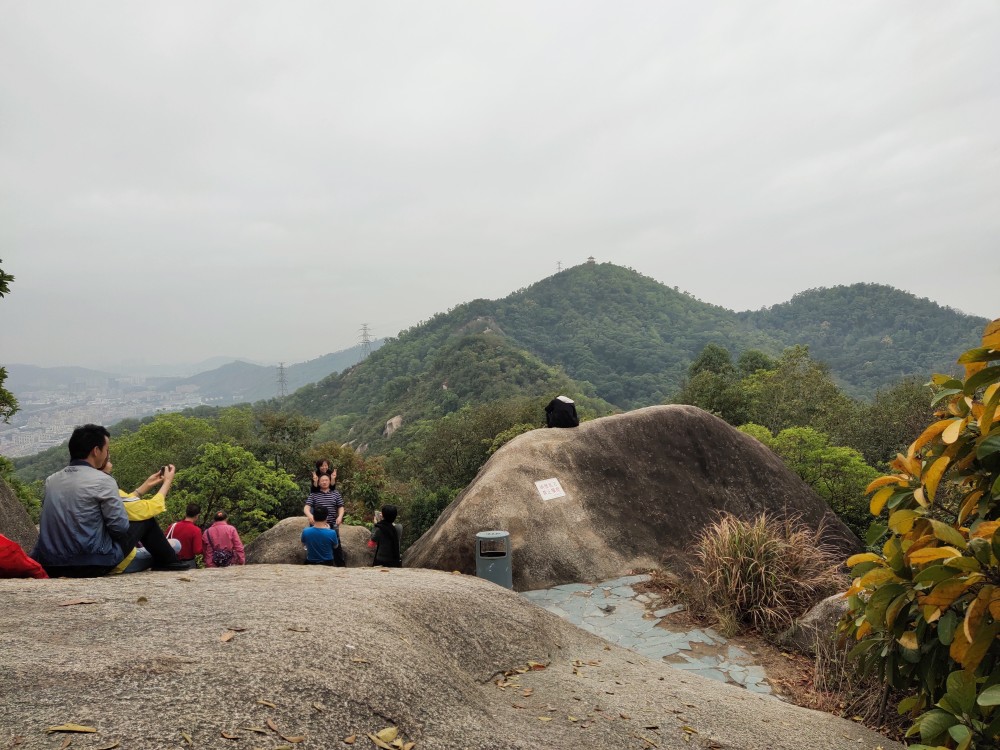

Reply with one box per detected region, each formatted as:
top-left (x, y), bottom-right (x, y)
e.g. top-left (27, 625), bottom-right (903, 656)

top-left (123, 519), bottom-right (180, 566)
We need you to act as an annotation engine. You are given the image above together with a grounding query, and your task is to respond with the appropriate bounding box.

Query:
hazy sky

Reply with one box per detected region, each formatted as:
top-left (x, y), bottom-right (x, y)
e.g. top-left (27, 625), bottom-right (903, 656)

top-left (1, 1), bottom-right (997, 371)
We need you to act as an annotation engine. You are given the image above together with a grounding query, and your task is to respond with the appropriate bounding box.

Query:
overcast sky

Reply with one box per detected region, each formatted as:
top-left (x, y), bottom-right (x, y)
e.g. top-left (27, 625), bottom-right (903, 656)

top-left (1, 1), bottom-right (997, 371)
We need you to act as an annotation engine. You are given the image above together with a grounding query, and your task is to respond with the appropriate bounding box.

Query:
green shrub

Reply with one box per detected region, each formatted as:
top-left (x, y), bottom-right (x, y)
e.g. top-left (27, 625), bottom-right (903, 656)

top-left (844, 318), bottom-right (1000, 749)
top-left (685, 512), bottom-right (846, 636)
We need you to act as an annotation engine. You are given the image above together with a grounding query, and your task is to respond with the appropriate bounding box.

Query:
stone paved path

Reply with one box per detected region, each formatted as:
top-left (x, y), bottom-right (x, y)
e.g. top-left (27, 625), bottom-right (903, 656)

top-left (522, 574), bottom-right (772, 695)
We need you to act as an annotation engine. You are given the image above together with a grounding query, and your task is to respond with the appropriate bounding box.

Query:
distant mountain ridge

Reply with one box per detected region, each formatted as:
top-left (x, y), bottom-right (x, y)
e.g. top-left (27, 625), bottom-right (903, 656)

top-left (283, 263), bottom-right (987, 447)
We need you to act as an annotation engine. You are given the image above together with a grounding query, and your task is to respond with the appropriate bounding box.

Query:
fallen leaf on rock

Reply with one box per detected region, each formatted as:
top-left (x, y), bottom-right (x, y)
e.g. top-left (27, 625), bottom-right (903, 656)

top-left (580, 721), bottom-right (593, 729)
top-left (266, 718), bottom-right (279, 732)
top-left (181, 732), bottom-right (193, 746)
top-left (526, 661), bottom-right (547, 670)
top-left (136, 597), bottom-right (148, 604)
top-left (367, 734), bottom-right (394, 750)
top-left (536, 717), bottom-right (552, 722)
top-left (351, 657), bottom-right (369, 664)
top-left (58, 739), bottom-right (72, 750)
top-left (681, 726), bottom-right (698, 734)
top-left (94, 742), bottom-right (119, 750)
top-left (241, 726), bottom-right (268, 734)
top-left (257, 700), bottom-right (277, 708)
top-left (220, 630), bottom-right (236, 643)
top-left (568, 716), bottom-right (578, 722)
top-left (312, 703), bottom-right (326, 712)
top-left (225, 626), bottom-right (247, 632)
top-left (402, 743), bottom-right (415, 750)
top-left (287, 626), bottom-right (309, 632)
top-left (274, 745), bottom-right (293, 750)
top-left (391, 740), bottom-right (404, 750)
top-left (375, 728), bottom-right (398, 743)
top-left (46, 725), bottom-right (97, 734)
top-left (177, 576), bottom-right (192, 582)
top-left (522, 688), bottom-right (534, 697)
top-left (343, 735), bottom-right (356, 744)
top-left (280, 734), bottom-right (306, 743)
top-left (643, 725), bottom-right (660, 730)
top-left (620, 713), bottom-right (631, 720)
top-left (57, 599), bottom-right (97, 607)
top-left (221, 731), bottom-right (241, 739)
top-left (511, 703), bottom-right (526, 710)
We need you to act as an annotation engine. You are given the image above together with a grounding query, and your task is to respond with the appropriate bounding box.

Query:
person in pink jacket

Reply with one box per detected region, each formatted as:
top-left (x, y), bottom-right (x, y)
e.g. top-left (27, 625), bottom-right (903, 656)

top-left (202, 510), bottom-right (245, 567)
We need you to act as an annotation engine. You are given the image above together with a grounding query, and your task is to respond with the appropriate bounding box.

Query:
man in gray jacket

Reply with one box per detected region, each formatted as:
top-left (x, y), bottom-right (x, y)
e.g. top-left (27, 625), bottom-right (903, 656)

top-left (31, 424), bottom-right (184, 577)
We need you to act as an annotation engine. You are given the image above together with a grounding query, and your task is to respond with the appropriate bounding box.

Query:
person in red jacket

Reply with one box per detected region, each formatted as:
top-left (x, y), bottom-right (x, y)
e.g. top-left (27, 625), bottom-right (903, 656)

top-left (202, 510), bottom-right (245, 568)
top-left (165, 503), bottom-right (204, 569)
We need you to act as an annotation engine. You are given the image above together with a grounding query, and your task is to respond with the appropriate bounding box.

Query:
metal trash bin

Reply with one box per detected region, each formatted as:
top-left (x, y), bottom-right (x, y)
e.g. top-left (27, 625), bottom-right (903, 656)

top-left (475, 530), bottom-right (513, 589)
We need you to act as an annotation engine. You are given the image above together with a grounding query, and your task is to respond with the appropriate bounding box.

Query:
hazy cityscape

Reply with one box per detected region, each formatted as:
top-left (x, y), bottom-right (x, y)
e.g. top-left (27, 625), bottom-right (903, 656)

top-left (0, 377), bottom-right (219, 459)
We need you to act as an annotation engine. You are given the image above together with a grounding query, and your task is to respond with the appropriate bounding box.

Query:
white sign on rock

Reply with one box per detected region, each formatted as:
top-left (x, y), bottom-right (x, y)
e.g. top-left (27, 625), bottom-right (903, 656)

top-left (534, 478), bottom-right (566, 501)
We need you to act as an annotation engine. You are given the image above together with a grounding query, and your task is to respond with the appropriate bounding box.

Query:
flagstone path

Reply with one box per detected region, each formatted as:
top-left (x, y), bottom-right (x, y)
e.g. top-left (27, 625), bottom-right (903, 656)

top-left (521, 574), bottom-right (773, 695)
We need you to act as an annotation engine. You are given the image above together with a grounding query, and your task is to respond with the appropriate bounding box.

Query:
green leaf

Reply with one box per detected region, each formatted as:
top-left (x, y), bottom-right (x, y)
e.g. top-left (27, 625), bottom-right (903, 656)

top-left (946, 670), bottom-right (977, 715)
top-left (938, 611), bottom-right (958, 646)
top-left (932, 388), bottom-right (963, 406)
top-left (865, 522), bottom-right (889, 546)
top-left (969, 538), bottom-right (992, 566)
top-left (915, 565), bottom-right (960, 586)
top-left (919, 709), bottom-right (958, 742)
top-left (965, 366), bottom-right (1000, 396)
top-left (947, 724), bottom-right (971, 744)
top-left (930, 520), bottom-right (968, 548)
top-left (977, 434), bottom-right (1000, 462)
top-left (958, 348), bottom-right (1000, 364)
top-left (977, 685), bottom-right (1000, 706)
top-left (848, 638), bottom-right (878, 660)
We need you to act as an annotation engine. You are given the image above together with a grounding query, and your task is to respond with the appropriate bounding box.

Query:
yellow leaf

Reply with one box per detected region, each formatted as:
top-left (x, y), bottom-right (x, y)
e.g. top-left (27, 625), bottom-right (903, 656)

top-left (220, 630), bottom-right (236, 643)
top-left (527, 661), bottom-right (547, 670)
top-left (221, 731), bottom-right (241, 739)
top-left (866, 476), bottom-right (905, 494)
top-left (257, 699), bottom-right (276, 708)
top-left (94, 743), bottom-right (119, 750)
top-left (972, 521), bottom-right (1000, 540)
top-left (913, 487), bottom-right (929, 508)
top-left (982, 319), bottom-right (1000, 349)
top-left (46, 725), bottom-right (97, 734)
top-left (909, 547), bottom-right (962, 565)
top-left (918, 577), bottom-right (979, 609)
top-left (403, 743), bottom-right (416, 750)
top-left (846, 552), bottom-right (884, 567)
top-left (537, 717), bottom-right (553, 722)
top-left (923, 456), bottom-right (951, 503)
top-left (182, 732), bottom-right (193, 746)
top-left (942, 418), bottom-right (966, 445)
top-left (376, 728), bottom-right (399, 743)
top-left (281, 735), bottom-right (306, 744)
top-left (897, 632), bottom-right (918, 650)
top-left (958, 491), bottom-right (984, 525)
top-left (910, 420), bottom-right (955, 456)
top-left (869, 486), bottom-right (896, 515)
top-left (860, 567), bottom-right (898, 588)
top-left (343, 735), bottom-right (357, 745)
top-left (367, 735), bottom-right (394, 750)
top-left (267, 718), bottom-right (279, 732)
top-left (888, 509), bottom-right (919, 534)
top-left (856, 621), bottom-right (872, 640)
top-left (963, 586), bottom-right (993, 644)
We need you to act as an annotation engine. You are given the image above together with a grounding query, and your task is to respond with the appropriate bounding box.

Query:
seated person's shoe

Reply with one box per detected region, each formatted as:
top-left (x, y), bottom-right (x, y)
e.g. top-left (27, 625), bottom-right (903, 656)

top-left (151, 561), bottom-right (192, 572)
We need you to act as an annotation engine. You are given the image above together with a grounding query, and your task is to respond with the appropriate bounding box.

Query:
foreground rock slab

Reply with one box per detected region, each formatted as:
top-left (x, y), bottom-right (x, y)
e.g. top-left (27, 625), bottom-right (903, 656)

top-left (0, 567), bottom-right (899, 750)
top-left (406, 405), bottom-right (860, 590)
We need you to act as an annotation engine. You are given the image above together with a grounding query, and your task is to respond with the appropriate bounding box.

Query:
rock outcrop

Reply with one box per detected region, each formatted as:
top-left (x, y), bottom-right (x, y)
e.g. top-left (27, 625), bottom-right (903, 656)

top-left (405, 405), bottom-right (860, 591)
top-left (0, 477), bottom-right (36, 552)
top-left (779, 593), bottom-right (852, 656)
top-left (246, 517), bottom-right (373, 567)
top-left (0, 567), bottom-right (902, 750)
top-left (383, 415), bottom-right (404, 438)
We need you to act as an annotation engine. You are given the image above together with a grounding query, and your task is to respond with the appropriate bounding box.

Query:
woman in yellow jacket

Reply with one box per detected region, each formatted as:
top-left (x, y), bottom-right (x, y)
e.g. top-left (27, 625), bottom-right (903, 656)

top-left (104, 462), bottom-right (187, 573)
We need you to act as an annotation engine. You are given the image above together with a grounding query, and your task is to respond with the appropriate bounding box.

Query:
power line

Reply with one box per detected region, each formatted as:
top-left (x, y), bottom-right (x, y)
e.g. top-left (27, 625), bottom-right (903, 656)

top-left (276, 362), bottom-right (288, 398)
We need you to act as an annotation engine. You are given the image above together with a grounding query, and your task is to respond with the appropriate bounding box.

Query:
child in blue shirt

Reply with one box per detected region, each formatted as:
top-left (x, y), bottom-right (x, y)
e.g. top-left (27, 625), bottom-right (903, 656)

top-left (301, 505), bottom-right (339, 566)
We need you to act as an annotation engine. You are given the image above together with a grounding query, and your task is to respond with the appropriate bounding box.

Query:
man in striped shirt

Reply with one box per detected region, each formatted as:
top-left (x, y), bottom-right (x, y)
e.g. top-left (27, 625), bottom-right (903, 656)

top-left (305, 471), bottom-right (344, 525)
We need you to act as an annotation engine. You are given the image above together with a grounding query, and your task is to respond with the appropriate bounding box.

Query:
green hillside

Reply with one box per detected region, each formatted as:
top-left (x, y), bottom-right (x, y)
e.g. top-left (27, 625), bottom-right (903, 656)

top-left (740, 284), bottom-right (988, 396)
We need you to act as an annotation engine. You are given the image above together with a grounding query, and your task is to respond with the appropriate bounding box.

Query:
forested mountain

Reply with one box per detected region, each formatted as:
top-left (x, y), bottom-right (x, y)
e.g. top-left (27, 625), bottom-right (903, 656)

top-left (740, 284), bottom-right (987, 396)
top-left (283, 263), bottom-right (987, 444)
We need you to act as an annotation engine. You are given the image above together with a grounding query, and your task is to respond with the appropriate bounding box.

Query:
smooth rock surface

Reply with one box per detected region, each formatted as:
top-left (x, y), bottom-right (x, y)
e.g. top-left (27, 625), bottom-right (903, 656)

top-left (0, 476), bottom-right (36, 552)
top-left (406, 405), bottom-right (860, 590)
top-left (0, 567), bottom-right (901, 750)
top-left (245, 516), bottom-right (374, 566)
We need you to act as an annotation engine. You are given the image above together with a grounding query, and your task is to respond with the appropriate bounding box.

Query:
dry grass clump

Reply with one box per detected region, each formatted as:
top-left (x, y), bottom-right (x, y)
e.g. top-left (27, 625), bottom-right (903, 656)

top-left (683, 512), bottom-right (847, 636)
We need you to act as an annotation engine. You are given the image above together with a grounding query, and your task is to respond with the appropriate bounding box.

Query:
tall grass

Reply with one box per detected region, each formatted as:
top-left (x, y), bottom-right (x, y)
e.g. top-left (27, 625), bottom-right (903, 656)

top-left (684, 513), bottom-right (847, 636)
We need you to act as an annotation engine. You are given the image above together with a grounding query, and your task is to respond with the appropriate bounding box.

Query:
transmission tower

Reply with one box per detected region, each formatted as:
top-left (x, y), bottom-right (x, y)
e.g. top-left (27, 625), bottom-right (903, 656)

top-left (557, 261), bottom-right (562, 273)
top-left (276, 362), bottom-right (288, 398)
top-left (359, 324), bottom-right (373, 360)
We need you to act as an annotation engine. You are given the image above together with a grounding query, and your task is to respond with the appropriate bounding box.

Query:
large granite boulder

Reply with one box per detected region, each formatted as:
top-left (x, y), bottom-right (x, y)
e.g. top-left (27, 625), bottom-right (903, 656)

top-left (246, 516), bottom-right (374, 567)
top-left (0, 476), bottom-right (36, 552)
top-left (0, 567), bottom-right (902, 750)
top-left (405, 405), bottom-right (860, 591)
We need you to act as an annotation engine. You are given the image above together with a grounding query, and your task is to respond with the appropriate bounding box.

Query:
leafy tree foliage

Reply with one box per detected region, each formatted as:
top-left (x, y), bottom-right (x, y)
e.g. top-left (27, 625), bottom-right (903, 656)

top-left (169, 442), bottom-right (300, 540)
top-left (0, 258), bottom-right (18, 423)
top-left (844, 318), bottom-right (1000, 748)
top-left (110, 414), bottom-right (218, 493)
top-left (743, 425), bottom-right (876, 539)
top-left (251, 410), bottom-right (319, 473)
top-left (0, 455), bottom-right (39, 522)
top-left (839, 379), bottom-right (937, 468)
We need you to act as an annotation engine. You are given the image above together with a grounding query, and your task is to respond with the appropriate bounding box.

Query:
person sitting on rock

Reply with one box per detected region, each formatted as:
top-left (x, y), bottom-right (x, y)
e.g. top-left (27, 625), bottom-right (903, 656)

top-left (367, 505), bottom-right (402, 568)
top-left (301, 504), bottom-right (339, 566)
top-left (31, 424), bottom-right (186, 577)
top-left (202, 510), bottom-right (245, 568)
top-left (310, 458), bottom-right (337, 492)
top-left (165, 503), bottom-right (203, 569)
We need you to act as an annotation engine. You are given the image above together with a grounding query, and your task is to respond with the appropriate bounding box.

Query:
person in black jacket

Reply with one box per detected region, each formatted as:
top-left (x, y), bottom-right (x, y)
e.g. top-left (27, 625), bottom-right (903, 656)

top-left (545, 395), bottom-right (579, 428)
